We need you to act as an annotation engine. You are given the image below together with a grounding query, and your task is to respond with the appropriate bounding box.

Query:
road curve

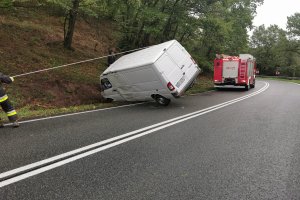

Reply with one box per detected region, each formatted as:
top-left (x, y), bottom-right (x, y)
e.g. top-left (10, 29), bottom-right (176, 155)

top-left (0, 80), bottom-right (300, 200)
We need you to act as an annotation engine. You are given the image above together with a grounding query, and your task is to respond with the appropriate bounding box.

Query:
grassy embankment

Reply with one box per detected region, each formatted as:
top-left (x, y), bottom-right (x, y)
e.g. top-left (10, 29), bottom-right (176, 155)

top-left (259, 77), bottom-right (300, 84)
top-left (0, 8), bottom-right (214, 122)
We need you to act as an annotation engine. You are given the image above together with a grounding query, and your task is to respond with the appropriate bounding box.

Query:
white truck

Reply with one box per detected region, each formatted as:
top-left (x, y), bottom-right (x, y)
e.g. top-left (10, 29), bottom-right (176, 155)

top-left (100, 40), bottom-right (201, 106)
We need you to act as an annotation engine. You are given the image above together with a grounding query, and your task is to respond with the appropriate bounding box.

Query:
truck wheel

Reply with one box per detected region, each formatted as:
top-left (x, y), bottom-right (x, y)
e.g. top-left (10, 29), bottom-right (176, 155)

top-left (250, 80), bottom-right (255, 88)
top-left (104, 98), bottom-right (114, 103)
top-left (244, 80), bottom-right (250, 91)
top-left (154, 95), bottom-right (171, 106)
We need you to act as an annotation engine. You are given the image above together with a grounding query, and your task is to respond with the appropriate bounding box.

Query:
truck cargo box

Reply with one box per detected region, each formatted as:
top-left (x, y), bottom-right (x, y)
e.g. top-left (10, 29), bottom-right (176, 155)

top-left (100, 40), bottom-right (201, 105)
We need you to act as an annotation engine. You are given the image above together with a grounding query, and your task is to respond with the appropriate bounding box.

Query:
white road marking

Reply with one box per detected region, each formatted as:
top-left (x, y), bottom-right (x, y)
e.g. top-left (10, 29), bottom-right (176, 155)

top-left (0, 82), bottom-right (269, 188)
top-left (4, 102), bottom-right (146, 126)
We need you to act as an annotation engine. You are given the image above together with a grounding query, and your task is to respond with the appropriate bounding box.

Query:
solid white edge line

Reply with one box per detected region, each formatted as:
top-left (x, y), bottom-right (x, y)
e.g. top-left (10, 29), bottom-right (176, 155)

top-left (0, 82), bottom-right (269, 188)
top-left (0, 82), bottom-right (269, 180)
top-left (4, 102), bottom-right (146, 126)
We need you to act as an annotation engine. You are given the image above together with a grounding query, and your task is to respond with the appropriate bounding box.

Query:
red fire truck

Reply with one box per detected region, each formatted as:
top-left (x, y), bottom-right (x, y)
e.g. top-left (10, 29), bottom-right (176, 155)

top-left (213, 54), bottom-right (256, 90)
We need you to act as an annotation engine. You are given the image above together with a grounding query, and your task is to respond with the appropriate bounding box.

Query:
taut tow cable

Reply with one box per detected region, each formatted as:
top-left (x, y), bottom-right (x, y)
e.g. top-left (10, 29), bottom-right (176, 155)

top-left (12, 46), bottom-right (148, 78)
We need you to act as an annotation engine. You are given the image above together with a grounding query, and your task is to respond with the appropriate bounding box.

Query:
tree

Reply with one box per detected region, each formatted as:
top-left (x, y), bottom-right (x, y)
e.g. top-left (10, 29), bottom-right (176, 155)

top-left (13, 0), bottom-right (262, 73)
top-left (286, 13), bottom-right (300, 76)
top-left (250, 25), bottom-right (292, 75)
top-left (186, 0), bottom-right (263, 73)
top-left (64, 0), bottom-right (80, 50)
top-left (287, 13), bottom-right (300, 38)
top-left (287, 13), bottom-right (300, 55)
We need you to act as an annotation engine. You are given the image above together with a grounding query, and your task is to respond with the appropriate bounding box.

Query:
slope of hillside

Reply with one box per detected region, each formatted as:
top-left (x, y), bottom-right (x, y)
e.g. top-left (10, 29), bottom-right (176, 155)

top-left (1, 7), bottom-right (118, 109)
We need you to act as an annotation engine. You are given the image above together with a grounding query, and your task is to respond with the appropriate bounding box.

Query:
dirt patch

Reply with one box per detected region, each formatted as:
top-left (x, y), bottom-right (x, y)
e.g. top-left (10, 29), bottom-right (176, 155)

top-left (21, 80), bottom-right (103, 108)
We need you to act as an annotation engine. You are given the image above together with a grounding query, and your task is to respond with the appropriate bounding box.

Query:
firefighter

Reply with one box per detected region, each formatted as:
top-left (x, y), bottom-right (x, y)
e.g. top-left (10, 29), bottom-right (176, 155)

top-left (107, 48), bottom-right (117, 67)
top-left (0, 72), bottom-right (19, 128)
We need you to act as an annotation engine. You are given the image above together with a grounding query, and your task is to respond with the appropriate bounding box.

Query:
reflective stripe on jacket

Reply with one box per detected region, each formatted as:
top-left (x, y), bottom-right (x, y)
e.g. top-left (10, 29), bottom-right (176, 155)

top-left (0, 95), bottom-right (8, 103)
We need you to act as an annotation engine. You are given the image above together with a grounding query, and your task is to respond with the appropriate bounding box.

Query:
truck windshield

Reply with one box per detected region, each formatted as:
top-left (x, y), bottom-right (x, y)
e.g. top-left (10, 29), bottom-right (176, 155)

top-left (101, 78), bottom-right (112, 90)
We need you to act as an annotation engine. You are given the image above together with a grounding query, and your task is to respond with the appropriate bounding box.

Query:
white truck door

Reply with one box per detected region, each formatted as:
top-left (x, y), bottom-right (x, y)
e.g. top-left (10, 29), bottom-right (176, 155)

top-left (166, 44), bottom-right (198, 89)
top-left (167, 44), bottom-right (192, 73)
top-left (155, 53), bottom-right (182, 88)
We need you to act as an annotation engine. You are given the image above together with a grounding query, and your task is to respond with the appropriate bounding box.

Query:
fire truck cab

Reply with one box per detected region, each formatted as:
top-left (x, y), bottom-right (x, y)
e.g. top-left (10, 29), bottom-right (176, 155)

top-left (214, 54), bottom-right (256, 90)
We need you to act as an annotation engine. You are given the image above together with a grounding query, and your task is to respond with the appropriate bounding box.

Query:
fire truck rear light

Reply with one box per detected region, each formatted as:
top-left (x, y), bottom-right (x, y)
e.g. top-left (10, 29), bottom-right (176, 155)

top-left (167, 82), bottom-right (175, 91)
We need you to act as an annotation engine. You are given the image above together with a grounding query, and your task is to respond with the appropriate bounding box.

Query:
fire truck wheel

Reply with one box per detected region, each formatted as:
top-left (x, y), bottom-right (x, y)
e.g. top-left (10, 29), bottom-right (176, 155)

top-left (244, 84), bottom-right (249, 91)
top-left (153, 95), bottom-right (171, 106)
top-left (250, 80), bottom-right (255, 88)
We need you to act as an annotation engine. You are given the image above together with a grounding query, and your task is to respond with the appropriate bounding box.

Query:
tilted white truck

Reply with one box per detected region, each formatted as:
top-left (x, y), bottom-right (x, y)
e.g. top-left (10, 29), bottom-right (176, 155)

top-left (100, 40), bottom-right (201, 106)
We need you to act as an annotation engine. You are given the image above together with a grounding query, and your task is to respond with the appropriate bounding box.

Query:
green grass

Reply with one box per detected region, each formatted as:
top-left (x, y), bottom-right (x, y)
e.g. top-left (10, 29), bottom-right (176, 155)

top-left (0, 102), bottom-right (123, 123)
top-left (259, 77), bottom-right (300, 84)
top-left (186, 76), bottom-right (215, 94)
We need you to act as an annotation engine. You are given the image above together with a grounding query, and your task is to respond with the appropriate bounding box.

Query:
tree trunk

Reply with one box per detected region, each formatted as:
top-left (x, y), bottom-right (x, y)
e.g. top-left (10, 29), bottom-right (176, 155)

top-left (172, 23), bottom-right (179, 39)
top-left (64, 0), bottom-right (80, 50)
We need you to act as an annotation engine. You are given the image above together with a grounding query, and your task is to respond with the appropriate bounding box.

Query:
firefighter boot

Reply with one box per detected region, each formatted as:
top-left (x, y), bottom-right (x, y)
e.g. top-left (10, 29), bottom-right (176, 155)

top-left (7, 110), bottom-right (19, 128)
top-left (9, 114), bottom-right (19, 128)
top-left (12, 120), bottom-right (19, 128)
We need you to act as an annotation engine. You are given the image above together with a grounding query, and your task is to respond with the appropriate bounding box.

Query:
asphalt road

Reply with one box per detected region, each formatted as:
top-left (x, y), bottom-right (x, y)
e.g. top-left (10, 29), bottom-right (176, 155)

top-left (0, 80), bottom-right (300, 200)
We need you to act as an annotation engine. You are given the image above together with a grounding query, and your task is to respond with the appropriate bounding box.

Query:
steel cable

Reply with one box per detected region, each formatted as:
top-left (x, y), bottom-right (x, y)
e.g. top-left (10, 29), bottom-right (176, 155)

top-left (12, 46), bottom-right (149, 78)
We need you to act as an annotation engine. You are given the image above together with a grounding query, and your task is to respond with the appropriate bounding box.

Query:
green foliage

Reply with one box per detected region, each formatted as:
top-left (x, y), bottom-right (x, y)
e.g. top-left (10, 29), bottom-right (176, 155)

top-left (182, 0), bottom-right (263, 72)
top-left (286, 13), bottom-right (300, 60)
top-left (287, 13), bottom-right (300, 38)
top-left (5, 0), bottom-right (265, 74)
top-left (105, 0), bottom-right (263, 73)
top-left (250, 12), bottom-right (300, 76)
top-left (45, 0), bottom-right (72, 11)
top-left (250, 24), bottom-right (299, 76)
top-left (0, 0), bottom-right (13, 8)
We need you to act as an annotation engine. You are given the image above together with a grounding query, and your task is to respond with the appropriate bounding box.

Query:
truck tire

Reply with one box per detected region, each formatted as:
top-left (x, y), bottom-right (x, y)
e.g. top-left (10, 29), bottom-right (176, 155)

top-left (153, 95), bottom-right (171, 106)
top-left (244, 79), bottom-right (250, 91)
top-left (250, 80), bottom-right (255, 88)
top-left (104, 98), bottom-right (114, 103)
